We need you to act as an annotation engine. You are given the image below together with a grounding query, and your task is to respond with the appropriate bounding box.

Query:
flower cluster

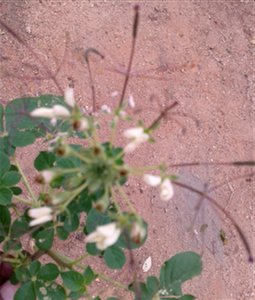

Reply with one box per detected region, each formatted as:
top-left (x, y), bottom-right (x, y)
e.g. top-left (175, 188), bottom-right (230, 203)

top-left (143, 174), bottom-right (174, 201)
top-left (123, 127), bottom-right (149, 153)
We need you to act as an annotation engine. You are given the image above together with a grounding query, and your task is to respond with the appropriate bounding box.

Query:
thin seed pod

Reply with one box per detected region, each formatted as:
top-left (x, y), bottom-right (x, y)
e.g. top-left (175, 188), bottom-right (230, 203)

top-left (172, 180), bottom-right (253, 262)
top-left (169, 160), bottom-right (255, 168)
top-left (148, 101), bottom-right (178, 131)
top-left (118, 5), bottom-right (140, 109)
top-left (84, 48), bottom-right (104, 113)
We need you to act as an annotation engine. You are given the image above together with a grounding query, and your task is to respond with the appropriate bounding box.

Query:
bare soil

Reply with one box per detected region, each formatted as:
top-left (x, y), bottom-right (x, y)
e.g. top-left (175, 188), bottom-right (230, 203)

top-left (0, 1), bottom-right (254, 299)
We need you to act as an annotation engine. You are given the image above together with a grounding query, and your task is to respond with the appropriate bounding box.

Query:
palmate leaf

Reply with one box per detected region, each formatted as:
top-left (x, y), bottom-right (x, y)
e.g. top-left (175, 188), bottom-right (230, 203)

top-left (3, 95), bottom-right (69, 148)
top-left (159, 252), bottom-right (202, 297)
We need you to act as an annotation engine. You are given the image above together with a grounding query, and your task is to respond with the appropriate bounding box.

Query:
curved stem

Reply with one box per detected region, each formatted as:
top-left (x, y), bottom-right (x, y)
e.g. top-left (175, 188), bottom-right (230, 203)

top-left (172, 180), bottom-right (254, 262)
top-left (14, 156), bottom-right (37, 202)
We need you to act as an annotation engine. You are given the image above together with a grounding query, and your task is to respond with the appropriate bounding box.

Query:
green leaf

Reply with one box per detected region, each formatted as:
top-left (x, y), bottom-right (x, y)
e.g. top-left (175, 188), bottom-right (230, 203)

top-left (38, 263), bottom-right (59, 281)
top-left (61, 271), bottom-right (85, 292)
top-left (10, 186), bottom-right (22, 195)
top-left (83, 266), bottom-right (97, 285)
top-left (0, 104), bottom-right (3, 132)
top-left (0, 206), bottom-right (11, 240)
top-left (103, 246), bottom-right (126, 269)
top-left (147, 276), bottom-right (160, 295)
top-left (107, 298), bottom-right (119, 300)
top-left (0, 152), bottom-right (10, 176)
top-left (9, 130), bottom-right (36, 147)
top-left (0, 137), bottom-right (16, 156)
top-left (35, 281), bottom-right (66, 300)
top-left (56, 226), bottom-right (69, 240)
top-left (0, 171), bottom-right (21, 187)
top-left (85, 209), bottom-right (110, 233)
top-left (3, 239), bottom-right (22, 252)
top-left (159, 252), bottom-right (202, 297)
top-left (14, 282), bottom-right (36, 300)
top-left (129, 282), bottom-right (151, 300)
top-left (10, 217), bottom-right (30, 238)
top-left (68, 288), bottom-right (87, 299)
top-left (29, 261), bottom-right (41, 276)
top-left (0, 187), bottom-right (13, 205)
top-left (63, 213), bottom-right (79, 233)
top-left (10, 216), bottom-right (29, 238)
top-left (34, 151), bottom-right (56, 171)
top-left (86, 243), bottom-right (101, 256)
top-left (35, 228), bottom-right (54, 251)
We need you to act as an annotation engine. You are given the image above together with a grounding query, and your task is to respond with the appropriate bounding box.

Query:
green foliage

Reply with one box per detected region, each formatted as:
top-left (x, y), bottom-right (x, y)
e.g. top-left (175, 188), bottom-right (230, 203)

top-left (0, 93), bottom-right (204, 300)
top-left (14, 261), bottom-right (64, 300)
top-left (103, 245), bottom-right (126, 269)
top-left (130, 252), bottom-right (202, 300)
top-left (34, 151), bottom-right (56, 171)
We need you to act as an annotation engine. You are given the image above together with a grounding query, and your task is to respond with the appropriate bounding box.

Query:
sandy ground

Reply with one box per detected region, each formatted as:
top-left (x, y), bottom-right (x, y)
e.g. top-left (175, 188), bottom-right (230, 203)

top-left (0, 0), bottom-right (254, 299)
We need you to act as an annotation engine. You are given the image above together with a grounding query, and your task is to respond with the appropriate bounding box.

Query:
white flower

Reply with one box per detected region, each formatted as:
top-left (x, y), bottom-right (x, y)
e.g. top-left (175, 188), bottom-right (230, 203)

top-left (101, 104), bottom-right (111, 114)
top-left (85, 222), bottom-right (121, 250)
top-left (160, 179), bottom-right (174, 201)
top-left (130, 222), bottom-right (146, 244)
top-left (79, 118), bottom-right (89, 130)
top-left (41, 170), bottom-right (55, 184)
top-left (123, 127), bottom-right (149, 153)
top-left (52, 105), bottom-right (71, 117)
top-left (143, 174), bottom-right (161, 187)
top-left (28, 207), bottom-right (53, 226)
top-left (128, 94), bottom-right (135, 108)
top-left (30, 107), bottom-right (55, 118)
top-left (30, 105), bottom-right (70, 120)
top-left (64, 87), bottom-right (75, 107)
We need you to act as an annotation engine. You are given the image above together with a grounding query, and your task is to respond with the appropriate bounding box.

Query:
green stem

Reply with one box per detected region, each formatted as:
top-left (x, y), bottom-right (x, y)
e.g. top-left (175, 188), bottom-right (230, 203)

top-left (13, 195), bottom-right (33, 206)
top-left (97, 272), bottom-right (130, 291)
top-left (47, 249), bottom-right (74, 269)
top-left (69, 149), bottom-right (91, 164)
top-left (14, 156), bottom-right (37, 202)
top-left (62, 182), bottom-right (88, 210)
top-left (116, 184), bottom-right (136, 213)
top-left (71, 252), bottom-right (90, 266)
top-left (129, 164), bottom-right (162, 175)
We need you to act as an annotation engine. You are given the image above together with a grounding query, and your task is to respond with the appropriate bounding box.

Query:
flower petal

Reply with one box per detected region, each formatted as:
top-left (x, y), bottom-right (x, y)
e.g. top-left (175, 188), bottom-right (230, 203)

top-left (29, 214), bottom-right (53, 227)
top-left (160, 179), bottom-right (174, 201)
top-left (52, 105), bottom-right (71, 117)
top-left (30, 107), bottom-right (55, 118)
top-left (64, 87), bottom-right (75, 107)
top-left (28, 207), bottom-right (52, 218)
top-left (143, 174), bottom-right (161, 187)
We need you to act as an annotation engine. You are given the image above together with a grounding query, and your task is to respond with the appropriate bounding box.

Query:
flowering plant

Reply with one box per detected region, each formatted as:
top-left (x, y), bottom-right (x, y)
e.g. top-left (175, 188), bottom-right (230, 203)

top-left (0, 5), bottom-right (253, 300)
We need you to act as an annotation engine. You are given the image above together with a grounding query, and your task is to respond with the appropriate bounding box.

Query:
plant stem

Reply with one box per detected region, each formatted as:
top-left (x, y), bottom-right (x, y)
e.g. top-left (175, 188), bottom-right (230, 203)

top-left (129, 164), bottom-right (162, 175)
top-left (97, 272), bottom-right (130, 291)
top-left (14, 156), bottom-right (37, 202)
top-left (13, 195), bottom-right (33, 206)
top-left (47, 249), bottom-right (74, 269)
top-left (116, 184), bottom-right (136, 213)
top-left (71, 252), bottom-right (90, 266)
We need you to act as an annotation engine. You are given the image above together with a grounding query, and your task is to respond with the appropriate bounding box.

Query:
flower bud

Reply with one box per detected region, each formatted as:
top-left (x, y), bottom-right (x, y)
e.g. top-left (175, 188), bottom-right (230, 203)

top-left (64, 87), bottom-right (75, 107)
top-left (30, 107), bottom-right (55, 118)
top-left (143, 174), bottom-right (161, 187)
top-left (52, 105), bottom-right (71, 117)
top-left (160, 179), bottom-right (174, 201)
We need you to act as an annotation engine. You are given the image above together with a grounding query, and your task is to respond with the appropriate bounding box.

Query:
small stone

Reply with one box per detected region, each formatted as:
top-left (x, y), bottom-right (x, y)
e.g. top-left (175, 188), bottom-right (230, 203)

top-left (142, 256), bottom-right (152, 272)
